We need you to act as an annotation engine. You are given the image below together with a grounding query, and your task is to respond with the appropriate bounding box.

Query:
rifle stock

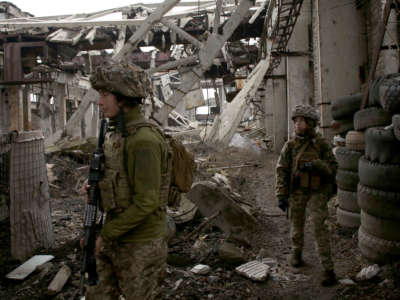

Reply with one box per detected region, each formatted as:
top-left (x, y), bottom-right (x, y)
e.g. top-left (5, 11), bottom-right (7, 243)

top-left (80, 119), bottom-right (107, 295)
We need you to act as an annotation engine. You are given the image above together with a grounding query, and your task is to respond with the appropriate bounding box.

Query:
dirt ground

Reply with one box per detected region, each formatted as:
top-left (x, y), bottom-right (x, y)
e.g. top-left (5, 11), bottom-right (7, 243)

top-left (1, 143), bottom-right (400, 300)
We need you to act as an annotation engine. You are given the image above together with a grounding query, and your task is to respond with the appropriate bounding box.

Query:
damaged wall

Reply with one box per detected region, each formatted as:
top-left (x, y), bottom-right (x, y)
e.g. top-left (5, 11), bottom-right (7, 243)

top-left (314, 0), bottom-right (367, 141)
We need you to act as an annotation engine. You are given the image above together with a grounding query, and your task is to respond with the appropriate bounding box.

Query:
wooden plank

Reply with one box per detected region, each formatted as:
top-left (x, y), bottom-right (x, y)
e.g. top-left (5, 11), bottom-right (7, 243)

top-left (6, 255), bottom-right (54, 280)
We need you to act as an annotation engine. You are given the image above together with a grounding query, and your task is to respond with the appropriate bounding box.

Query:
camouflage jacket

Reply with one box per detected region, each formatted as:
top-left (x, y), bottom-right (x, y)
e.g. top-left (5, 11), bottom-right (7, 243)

top-left (275, 131), bottom-right (338, 200)
top-left (99, 106), bottom-right (169, 243)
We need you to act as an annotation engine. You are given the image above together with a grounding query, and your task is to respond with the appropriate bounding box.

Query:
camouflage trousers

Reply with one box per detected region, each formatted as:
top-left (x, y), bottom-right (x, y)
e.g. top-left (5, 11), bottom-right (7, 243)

top-left (289, 189), bottom-right (333, 271)
top-left (86, 238), bottom-right (167, 300)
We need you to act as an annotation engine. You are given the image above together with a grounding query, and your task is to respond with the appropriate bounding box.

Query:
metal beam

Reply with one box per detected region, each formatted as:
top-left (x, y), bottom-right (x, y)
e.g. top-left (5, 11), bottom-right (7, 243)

top-left (113, 0), bottom-right (180, 61)
top-left (160, 20), bottom-right (203, 48)
top-left (152, 0), bottom-right (255, 124)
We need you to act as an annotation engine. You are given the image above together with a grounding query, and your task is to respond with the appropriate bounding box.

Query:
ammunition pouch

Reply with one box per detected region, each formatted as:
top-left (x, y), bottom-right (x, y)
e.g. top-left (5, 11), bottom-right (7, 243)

top-left (294, 171), bottom-right (321, 191)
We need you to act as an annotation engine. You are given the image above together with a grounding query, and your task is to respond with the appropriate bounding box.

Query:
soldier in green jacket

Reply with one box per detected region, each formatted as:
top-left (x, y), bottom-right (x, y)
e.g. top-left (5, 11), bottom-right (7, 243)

top-left (84, 61), bottom-right (170, 300)
top-left (275, 104), bottom-right (338, 286)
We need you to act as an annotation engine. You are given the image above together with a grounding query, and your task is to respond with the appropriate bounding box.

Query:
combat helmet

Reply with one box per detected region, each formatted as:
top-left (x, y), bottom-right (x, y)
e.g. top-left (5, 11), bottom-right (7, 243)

top-left (90, 61), bottom-right (152, 99)
top-left (291, 104), bottom-right (319, 126)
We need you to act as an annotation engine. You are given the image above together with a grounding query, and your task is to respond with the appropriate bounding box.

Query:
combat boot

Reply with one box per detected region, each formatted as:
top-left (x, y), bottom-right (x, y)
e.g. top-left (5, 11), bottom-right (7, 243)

top-left (289, 249), bottom-right (303, 267)
top-left (321, 269), bottom-right (337, 287)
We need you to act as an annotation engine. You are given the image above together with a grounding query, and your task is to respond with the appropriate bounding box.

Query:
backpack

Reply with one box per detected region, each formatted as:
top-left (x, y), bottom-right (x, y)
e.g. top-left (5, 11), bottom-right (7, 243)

top-left (125, 121), bottom-right (195, 207)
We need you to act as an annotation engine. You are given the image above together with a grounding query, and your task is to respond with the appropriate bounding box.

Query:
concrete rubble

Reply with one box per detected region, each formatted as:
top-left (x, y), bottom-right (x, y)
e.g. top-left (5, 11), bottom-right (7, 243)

top-left (356, 264), bottom-right (381, 281)
top-left (187, 181), bottom-right (258, 244)
top-left (190, 264), bottom-right (211, 275)
top-left (47, 264), bottom-right (72, 295)
top-left (235, 260), bottom-right (270, 281)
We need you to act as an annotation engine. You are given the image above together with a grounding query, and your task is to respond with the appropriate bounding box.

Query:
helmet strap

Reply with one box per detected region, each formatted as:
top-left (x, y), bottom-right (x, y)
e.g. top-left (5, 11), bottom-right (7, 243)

top-left (117, 106), bottom-right (128, 137)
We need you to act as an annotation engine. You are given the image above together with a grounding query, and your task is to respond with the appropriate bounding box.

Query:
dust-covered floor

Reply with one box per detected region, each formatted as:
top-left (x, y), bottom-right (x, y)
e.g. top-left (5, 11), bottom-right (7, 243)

top-left (1, 144), bottom-right (400, 300)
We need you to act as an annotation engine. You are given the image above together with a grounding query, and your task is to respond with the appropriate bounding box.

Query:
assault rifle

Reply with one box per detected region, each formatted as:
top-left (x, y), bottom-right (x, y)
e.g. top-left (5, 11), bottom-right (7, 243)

top-left (80, 119), bottom-right (107, 295)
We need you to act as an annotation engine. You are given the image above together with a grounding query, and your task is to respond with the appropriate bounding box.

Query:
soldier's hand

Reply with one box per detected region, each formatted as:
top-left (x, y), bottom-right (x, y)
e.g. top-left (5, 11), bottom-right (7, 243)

top-left (80, 179), bottom-right (90, 204)
top-left (278, 198), bottom-right (289, 212)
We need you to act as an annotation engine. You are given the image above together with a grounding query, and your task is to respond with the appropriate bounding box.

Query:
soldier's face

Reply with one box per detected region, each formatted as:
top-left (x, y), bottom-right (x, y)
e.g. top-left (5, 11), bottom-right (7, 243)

top-left (98, 90), bottom-right (121, 118)
top-left (293, 116), bottom-right (308, 134)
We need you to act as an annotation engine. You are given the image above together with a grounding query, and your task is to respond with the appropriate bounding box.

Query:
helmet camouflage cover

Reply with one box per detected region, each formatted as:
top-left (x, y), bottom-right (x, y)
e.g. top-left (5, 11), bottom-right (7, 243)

top-left (90, 61), bottom-right (152, 99)
top-left (291, 104), bottom-right (319, 124)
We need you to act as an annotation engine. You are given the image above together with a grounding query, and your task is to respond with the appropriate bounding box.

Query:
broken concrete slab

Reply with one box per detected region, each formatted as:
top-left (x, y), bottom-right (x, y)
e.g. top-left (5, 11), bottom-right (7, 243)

top-left (6, 255), bottom-right (54, 280)
top-left (356, 264), bottom-right (380, 281)
top-left (339, 278), bottom-right (356, 285)
top-left (190, 264), bottom-right (211, 275)
top-left (187, 181), bottom-right (258, 244)
top-left (235, 260), bottom-right (270, 281)
top-left (218, 241), bottom-right (246, 265)
top-left (48, 264), bottom-right (72, 295)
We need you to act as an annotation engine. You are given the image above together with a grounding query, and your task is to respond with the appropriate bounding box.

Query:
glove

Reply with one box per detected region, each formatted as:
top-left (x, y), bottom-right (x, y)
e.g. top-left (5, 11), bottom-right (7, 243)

top-left (278, 197), bottom-right (289, 212)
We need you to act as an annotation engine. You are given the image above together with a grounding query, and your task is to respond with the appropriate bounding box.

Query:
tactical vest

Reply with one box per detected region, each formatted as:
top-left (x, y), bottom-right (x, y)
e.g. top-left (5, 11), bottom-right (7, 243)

top-left (291, 138), bottom-right (322, 190)
top-left (98, 121), bottom-right (171, 213)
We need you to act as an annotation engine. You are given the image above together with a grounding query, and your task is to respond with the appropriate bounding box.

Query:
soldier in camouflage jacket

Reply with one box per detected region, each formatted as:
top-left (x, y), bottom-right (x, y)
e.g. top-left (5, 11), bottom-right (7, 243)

top-left (84, 62), bottom-right (169, 300)
top-left (275, 104), bottom-right (338, 286)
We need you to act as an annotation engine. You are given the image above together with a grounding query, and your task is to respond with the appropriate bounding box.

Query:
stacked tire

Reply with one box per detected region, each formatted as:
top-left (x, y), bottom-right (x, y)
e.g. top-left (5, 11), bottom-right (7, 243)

top-left (331, 94), bottom-right (361, 138)
top-left (357, 75), bottom-right (400, 263)
top-left (332, 94), bottom-right (363, 227)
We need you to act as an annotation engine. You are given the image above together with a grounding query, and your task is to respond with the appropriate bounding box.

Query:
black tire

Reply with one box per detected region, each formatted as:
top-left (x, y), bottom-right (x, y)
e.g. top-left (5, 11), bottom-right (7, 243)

top-left (358, 226), bottom-right (400, 264)
top-left (379, 75), bottom-right (400, 113)
top-left (369, 73), bottom-right (400, 108)
top-left (357, 184), bottom-right (400, 220)
top-left (365, 127), bottom-right (400, 164)
top-left (368, 77), bottom-right (382, 107)
top-left (331, 94), bottom-right (362, 120)
top-left (336, 169), bottom-right (359, 192)
top-left (332, 118), bottom-right (354, 135)
top-left (353, 107), bottom-right (392, 131)
top-left (335, 147), bottom-right (362, 171)
top-left (336, 207), bottom-right (360, 228)
top-left (361, 210), bottom-right (400, 241)
top-left (358, 156), bottom-right (400, 192)
top-left (337, 189), bottom-right (359, 213)
top-left (393, 115), bottom-right (400, 141)
top-left (345, 130), bottom-right (365, 152)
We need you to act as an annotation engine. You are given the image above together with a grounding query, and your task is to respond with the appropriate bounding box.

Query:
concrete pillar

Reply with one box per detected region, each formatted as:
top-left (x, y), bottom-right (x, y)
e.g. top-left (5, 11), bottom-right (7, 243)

top-left (7, 86), bottom-right (23, 132)
top-left (22, 85), bottom-right (32, 131)
top-left (272, 62), bottom-right (288, 153)
top-left (39, 88), bottom-right (53, 138)
top-left (286, 0), bottom-right (312, 135)
top-left (262, 77), bottom-right (274, 138)
top-left (54, 83), bottom-right (66, 131)
top-left (0, 88), bottom-right (8, 134)
top-left (313, 0), bottom-right (367, 142)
